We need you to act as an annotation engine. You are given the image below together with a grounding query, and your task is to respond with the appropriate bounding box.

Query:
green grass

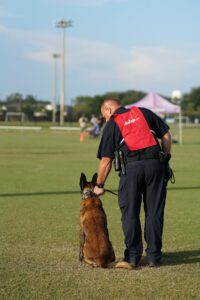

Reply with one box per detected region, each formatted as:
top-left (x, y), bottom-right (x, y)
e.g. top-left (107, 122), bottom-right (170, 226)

top-left (0, 128), bottom-right (200, 300)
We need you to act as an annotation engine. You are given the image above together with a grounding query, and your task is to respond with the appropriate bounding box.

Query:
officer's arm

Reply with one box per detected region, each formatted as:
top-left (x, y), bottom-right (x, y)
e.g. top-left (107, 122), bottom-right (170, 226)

top-left (94, 157), bottom-right (112, 195)
top-left (161, 131), bottom-right (172, 154)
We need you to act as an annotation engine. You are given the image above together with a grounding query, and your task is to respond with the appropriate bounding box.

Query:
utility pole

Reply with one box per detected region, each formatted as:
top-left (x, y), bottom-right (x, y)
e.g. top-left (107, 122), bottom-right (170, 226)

top-left (56, 18), bottom-right (72, 126)
top-left (52, 53), bottom-right (60, 123)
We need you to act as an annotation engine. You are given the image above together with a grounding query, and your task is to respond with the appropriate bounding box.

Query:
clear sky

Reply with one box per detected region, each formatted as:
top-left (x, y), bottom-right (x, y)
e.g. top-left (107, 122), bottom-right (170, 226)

top-left (0, 0), bottom-right (200, 103)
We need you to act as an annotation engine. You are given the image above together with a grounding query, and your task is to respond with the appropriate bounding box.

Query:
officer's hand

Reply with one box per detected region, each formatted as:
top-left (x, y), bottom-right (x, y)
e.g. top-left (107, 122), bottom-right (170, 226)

top-left (94, 186), bottom-right (105, 196)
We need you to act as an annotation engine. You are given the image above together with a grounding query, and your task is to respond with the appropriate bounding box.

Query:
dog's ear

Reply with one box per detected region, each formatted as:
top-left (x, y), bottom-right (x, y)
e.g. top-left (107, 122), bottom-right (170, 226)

top-left (80, 173), bottom-right (87, 190)
top-left (91, 173), bottom-right (98, 186)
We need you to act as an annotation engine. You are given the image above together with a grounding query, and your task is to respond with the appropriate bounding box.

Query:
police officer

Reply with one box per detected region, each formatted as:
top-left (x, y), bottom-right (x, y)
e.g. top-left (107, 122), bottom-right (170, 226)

top-left (94, 99), bottom-right (172, 268)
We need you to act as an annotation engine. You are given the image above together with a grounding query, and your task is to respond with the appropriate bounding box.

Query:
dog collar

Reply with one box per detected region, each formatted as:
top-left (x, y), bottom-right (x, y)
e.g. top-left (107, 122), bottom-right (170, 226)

top-left (81, 190), bottom-right (97, 200)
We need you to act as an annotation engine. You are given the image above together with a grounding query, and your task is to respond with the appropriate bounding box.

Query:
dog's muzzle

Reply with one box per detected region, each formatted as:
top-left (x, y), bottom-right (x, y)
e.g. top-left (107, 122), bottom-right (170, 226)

top-left (81, 189), bottom-right (97, 200)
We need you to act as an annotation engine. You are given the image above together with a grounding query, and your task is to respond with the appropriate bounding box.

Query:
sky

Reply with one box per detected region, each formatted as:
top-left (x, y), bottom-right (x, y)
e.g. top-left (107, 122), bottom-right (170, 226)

top-left (0, 0), bottom-right (200, 104)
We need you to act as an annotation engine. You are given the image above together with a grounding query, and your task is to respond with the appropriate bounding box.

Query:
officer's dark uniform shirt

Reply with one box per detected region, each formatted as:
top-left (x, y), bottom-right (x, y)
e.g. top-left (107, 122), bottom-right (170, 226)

top-left (97, 107), bottom-right (169, 159)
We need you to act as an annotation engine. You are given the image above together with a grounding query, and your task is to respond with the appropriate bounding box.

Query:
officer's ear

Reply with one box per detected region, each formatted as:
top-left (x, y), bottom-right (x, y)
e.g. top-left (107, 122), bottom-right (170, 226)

top-left (106, 107), bottom-right (113, 121)
top-left (91, 173), bottom-right (98, 186)
top-left (80, 173), bottom-right (87, 191)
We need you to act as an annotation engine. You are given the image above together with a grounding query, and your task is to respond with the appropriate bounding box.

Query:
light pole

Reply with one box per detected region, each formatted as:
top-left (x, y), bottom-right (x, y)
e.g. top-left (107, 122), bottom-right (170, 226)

top-left (52, 53), bottom-right (60, 123)
top-left (56, 18), bottom-right (72, 126)
top-left (172, 90), bottom-right (182, 144)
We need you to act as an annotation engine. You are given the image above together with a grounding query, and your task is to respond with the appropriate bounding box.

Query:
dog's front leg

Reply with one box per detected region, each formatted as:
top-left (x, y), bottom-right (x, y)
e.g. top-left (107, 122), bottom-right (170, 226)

top-left (79, 227), bottom-right (85, 262)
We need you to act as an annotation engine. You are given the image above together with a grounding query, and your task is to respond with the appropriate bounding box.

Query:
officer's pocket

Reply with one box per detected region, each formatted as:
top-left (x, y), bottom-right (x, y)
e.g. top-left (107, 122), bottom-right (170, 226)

top-left (118, 176), bottom-right (127, 208)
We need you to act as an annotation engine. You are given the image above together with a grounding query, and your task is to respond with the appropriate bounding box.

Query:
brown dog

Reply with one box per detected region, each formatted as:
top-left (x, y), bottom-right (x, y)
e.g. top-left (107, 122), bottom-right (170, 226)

top-left (79, 173), bottom-right (115, 267)
top-left (79, 173), bottom-right (132, 269)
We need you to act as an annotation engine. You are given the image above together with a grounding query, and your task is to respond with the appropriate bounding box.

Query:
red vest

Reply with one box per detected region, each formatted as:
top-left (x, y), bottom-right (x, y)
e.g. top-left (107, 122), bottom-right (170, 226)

top-left (114, 107), bottom-right (157, 151)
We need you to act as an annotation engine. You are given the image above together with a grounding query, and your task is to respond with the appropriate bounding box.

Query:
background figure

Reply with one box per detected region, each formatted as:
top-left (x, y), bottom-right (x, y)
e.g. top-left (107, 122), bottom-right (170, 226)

top-left (90, 114), bottom-right (98, 127)
top-left (78, 114), bottom-right (88, 142)
top-left (88, 114), bottom-right (101, 138)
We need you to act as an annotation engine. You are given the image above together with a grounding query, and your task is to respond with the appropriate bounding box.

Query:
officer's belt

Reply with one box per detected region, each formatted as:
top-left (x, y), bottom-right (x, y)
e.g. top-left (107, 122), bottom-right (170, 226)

top-left (126, 152), bottom-right (160, 162)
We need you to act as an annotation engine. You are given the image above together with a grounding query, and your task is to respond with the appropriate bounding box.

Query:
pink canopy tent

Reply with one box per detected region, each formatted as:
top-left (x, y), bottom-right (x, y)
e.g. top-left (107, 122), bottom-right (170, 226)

top-left (126, 92), bottom-right (180, 115)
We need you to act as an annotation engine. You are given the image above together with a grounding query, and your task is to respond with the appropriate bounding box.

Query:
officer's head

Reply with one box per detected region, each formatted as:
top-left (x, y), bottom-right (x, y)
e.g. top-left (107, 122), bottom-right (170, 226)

top-left (101, 99), bottom-right (120, 122)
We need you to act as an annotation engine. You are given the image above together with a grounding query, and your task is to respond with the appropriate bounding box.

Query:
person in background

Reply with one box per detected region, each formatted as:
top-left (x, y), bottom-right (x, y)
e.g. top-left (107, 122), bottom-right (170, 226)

top-left (89, 114), bottom-right (101, 138)
top-left (78, 114), bottom-right (88, 142)
top-left (90, 114), bottom-right (98, 127)
top-left (78, 114), bottom-right (88, 132)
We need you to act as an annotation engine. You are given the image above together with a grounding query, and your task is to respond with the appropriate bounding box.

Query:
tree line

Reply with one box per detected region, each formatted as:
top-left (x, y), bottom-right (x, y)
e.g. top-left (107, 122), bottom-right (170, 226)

top-left (0, 87), bottom-right (200, 122)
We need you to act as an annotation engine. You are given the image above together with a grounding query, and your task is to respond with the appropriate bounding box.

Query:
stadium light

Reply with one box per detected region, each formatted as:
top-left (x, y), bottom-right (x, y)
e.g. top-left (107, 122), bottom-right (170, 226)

top-left (56, 18), bottom-right (73, 126)
top-left (172, 90), bottom-right (182, 144)
top-left (52, 53), bottom-right (61, 123)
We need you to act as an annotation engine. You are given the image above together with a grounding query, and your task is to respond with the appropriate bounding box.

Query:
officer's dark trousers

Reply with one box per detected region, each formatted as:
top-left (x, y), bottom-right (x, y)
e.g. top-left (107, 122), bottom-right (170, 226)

top-left (118, 159), bottom-right (167, 263)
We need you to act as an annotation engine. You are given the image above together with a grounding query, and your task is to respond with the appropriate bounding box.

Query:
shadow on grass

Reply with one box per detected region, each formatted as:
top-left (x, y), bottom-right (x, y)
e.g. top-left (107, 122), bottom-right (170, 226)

top-left (0, 191), bottom-right (81, 197)
top-left (139, 250), bottom-right (200, 266)
top-left (0, 151), bottom-right (72, 156)
top-left (168, 186), bottom-right (200, 191)
top-left (0, 186), bottom-right (200, 198)
top-left (163, 249), bottom-right (200, 266)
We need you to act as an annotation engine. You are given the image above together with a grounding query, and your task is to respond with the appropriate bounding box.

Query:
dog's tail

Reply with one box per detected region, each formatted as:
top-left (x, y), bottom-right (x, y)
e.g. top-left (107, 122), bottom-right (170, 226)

top-left (107, 261), bottom-right (133, 270)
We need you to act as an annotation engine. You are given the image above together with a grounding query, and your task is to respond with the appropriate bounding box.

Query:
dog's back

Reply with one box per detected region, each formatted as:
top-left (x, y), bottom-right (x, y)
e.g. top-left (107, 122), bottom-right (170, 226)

top-left (79, 173), bottom-right (132, 270)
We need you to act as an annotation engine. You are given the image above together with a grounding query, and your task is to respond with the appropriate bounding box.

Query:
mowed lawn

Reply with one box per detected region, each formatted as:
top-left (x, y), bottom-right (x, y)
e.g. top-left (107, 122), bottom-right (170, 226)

top-left (0, 127), bottom-right (200, 300)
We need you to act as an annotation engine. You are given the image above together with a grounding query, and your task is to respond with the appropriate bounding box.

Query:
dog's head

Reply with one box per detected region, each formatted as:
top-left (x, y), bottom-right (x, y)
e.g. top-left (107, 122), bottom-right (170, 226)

top-left (80, 173), bottom-right (97, 198)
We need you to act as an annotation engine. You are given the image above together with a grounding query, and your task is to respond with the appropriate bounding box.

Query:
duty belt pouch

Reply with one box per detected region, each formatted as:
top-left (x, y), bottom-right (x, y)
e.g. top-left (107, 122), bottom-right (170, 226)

top-left (114, 150), bottom-right (121, 172)
top-left (114, 150), bottom-right (126, 175)
top-left (119, 150), bottom-right (126, 175)
top-left (114, 140), bottom-right (126, 175)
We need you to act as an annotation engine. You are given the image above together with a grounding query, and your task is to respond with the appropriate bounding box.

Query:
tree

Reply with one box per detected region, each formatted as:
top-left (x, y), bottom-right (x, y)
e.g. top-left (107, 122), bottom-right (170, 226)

top-left (6, 93), bottom-right (23, 103)
top-left (6, 93), bottom-right (23, 112)
top-left (72, 90), bottom-right (147, 120)
top-left (22, 95), bottom-right (38, 119)
top-left (188, 87), bottom-right (200, 110)
top-left (73, 96), bottom-right (103, 119)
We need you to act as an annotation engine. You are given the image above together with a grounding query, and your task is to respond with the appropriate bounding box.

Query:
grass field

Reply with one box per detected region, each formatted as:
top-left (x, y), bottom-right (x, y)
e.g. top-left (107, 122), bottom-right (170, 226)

top-left (0, 127), bottom-right (200, 300)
